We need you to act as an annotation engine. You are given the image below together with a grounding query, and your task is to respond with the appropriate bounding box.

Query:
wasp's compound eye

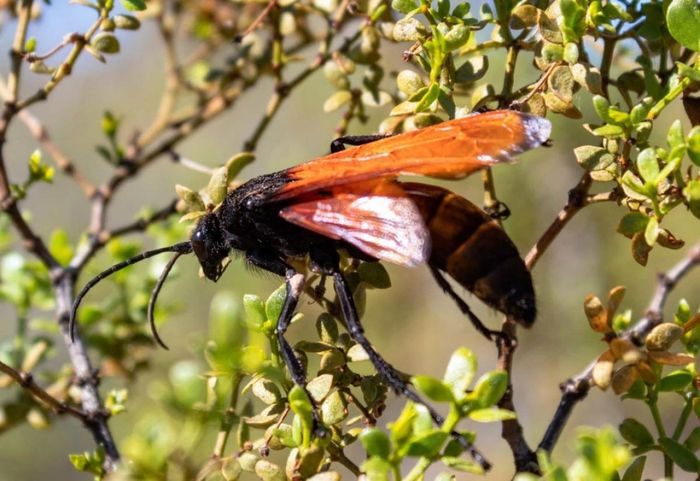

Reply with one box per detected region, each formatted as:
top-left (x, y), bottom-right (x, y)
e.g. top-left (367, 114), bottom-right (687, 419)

top-left (191, 230), bottom-right (207, 261)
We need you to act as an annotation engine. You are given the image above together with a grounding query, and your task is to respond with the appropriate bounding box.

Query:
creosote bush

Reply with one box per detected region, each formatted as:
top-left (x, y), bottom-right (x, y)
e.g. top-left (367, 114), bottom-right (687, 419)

top-left (0, 0), bottom-right (698, 480)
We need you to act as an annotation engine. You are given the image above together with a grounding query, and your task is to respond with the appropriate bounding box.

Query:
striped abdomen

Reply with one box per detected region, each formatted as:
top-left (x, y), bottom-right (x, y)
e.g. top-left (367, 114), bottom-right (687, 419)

top-left (403, 182), bottom-right (536, 326)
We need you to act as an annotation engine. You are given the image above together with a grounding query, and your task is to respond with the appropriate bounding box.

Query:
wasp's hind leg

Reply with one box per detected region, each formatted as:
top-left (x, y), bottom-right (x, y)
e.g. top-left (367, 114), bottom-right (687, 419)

top-left (429, 266), bottom-right (500, 341)
top-left (245, 250), bottom-right (326, 436)
top-left (329, 265), bottom-right (490, 467)
top-left (308, 248), bottom-right (491, 468)
top-left (330, 134), bottom-right (392, 153)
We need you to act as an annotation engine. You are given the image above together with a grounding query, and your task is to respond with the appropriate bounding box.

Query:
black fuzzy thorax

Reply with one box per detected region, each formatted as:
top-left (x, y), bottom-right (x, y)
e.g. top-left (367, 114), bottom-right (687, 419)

top-left (216, 171), bottom-right (332, 258)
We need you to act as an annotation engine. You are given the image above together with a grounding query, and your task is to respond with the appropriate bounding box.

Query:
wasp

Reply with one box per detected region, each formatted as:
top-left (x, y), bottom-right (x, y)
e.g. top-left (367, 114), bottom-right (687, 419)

top-left (71, 109), bottom-right (551, 434)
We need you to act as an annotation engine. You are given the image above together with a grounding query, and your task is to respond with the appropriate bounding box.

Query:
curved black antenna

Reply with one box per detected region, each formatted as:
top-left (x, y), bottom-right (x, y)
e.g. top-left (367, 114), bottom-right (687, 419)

top-left (70, 241), bottom-right (193, 342)
top-left (147, 250), bottom-right (187, 350)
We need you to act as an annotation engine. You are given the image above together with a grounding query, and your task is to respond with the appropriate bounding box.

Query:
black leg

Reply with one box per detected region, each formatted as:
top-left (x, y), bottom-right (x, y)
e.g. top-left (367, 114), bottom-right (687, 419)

top-left (246, 251), bottom-right (325, 433)
top-left (330, 133), bottom-right (392, 153)
top-left (246, 250), bottom-right (307, 385)
top-left (429, 266), bottom-right (499, 341)
top-left (308, 250), bottom-right (490, 467)
top-left (331, 270), bottom-right (444, 424)
top-left (278, 270), bottom-right (308, 387)
top-left (334, 270), bottom-right (491, 467)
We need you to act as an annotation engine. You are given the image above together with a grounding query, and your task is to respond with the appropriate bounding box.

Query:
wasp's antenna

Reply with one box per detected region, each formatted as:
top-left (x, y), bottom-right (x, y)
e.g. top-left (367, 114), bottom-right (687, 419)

top-left (70, 242), bottom-right (193, 342)
top-left (147, 250), bottom-right (187, 350)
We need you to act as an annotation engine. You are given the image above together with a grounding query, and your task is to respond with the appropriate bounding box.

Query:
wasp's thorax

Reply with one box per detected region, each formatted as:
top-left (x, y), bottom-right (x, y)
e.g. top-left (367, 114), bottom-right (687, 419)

top-left (191, 213), bottom-right (230, 281)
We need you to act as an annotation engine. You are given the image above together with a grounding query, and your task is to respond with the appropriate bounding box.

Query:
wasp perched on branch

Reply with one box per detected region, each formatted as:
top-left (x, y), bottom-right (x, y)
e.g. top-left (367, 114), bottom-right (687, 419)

top-left (70, 109), bottom-right (551, 444)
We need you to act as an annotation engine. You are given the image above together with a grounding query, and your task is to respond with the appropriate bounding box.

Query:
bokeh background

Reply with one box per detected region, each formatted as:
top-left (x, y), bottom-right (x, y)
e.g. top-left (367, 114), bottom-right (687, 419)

top-left (0, 4), bottom-right (698, 480)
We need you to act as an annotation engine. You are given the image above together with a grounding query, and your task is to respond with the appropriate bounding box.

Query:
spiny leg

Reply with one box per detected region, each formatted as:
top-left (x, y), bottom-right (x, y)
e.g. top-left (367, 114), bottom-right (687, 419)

top-left (429, 266), bottom-right (499, 341)
top-left (277, 270), bottom-right (308, 387)
top-left (330, 269), bottom-right (442, 422)
top-left (331, 268), bottom-right (491, 467)
top-left (246, 250), bottom-right (324, 433)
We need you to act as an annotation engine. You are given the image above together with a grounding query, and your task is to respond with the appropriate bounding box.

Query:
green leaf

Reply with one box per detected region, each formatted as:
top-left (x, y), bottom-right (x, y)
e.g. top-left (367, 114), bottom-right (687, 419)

top-left (391, 0), bottom-right (417, 14)
top-left (265, 284), bottom-right (286, 325)
top-left (468, 407), bottom-right (517, 422)
top-left (454, 56), bottom-right (488, 84)
top-left (307, 374), bottom-right (334, 403)
top-left (636, 148), bottom-right (659, 183)
top-left (683, 179), bottom-right (700, 219)
top-left (321, 390), bottom-right (347, 425)
top-left (560, 0), bottom-right (586, 42)
top-left (621, 456), bottom-right (646, 481)
top-left (389, 403), bottom-right (416, 445)
top-left (49, 229), bottom-right (73, 265)
top-left (657, 369), bottom-right (693, 392)
top-left (592, 124), bottom-right (625, 138)
top-left (444, 24), bottom-right (470, 51)
top-left (619, 418), bottom-right (654, 447)
top-left (360, 428), bottom-right (391, 458)
top-left (361, 456), bottom-right (392, 481)
top-left (91, 33), bottom-right (120, 54)
top-left (243, 294), bottom-right (265, 330)
top-left (114, 14), bottom-right (141, 30)
top-left (412, 375), bottom-right (454, 402)
top-left (415, 83), bottom-right (440, 113)
top-left (120, 0), bottom-right (146, 10)
top-left (404, 430), bottom-right (449, 457)
top-left (666, 0), bottom-right (700, 51)
top-left (644, 216), bottom-right (659, 247)
top-left (574, 145), bottom-right (614, 171)
top-left (659, 436), bottom-right (699, 472)
top-left (592, 95), bottom-right (611, 121)
top-left (175, 184), bottom-right (205, 213)
top-left (105, 388), bottom-right (128, 416)
top-left (323, 90), bottom-right (353, 113)
top-left (667, 120), bottom-right (685, 149)
top-left (204, 165), bottom-right (229, 205)
top-left (288, 386), bottom-right (313, 447)
top-left (684, 426), bottom-right (700, 451)
top-left (28, 149), bottom-right (54, 183)
top-left (688, 126), bottom-right (700, 165)
top-left (442, 456), bottom-right (484, 474)
top-left (617, 213), bottom-right (649, 238)
top-left (358, 262), bottom-right (391, 289)
top-left (443, 347), bottom-right (477, 400)
top-left (469, 370), bottom-right (508, 408)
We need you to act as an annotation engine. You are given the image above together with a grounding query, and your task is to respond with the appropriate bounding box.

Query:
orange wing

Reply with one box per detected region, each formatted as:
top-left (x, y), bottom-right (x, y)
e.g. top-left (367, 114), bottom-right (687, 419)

top-left (279, 180), bottom-right (430, 267)
top-left (268, 110), bottom-right (550, 202)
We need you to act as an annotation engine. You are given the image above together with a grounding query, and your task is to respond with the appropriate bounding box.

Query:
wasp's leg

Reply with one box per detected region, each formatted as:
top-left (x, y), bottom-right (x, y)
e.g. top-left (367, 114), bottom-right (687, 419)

top-left (329, 269), bottom-right (440, 418)
top-left (333, 269), bottom-right (491, 468)
top-left (429, 266), bottom-right (499, 341)
top-left (245, 250), bottom-right (307, 386)
top-left (330, 134), bottom-right (392, 153)
top-left (245, 250), bottom-right (325, 433)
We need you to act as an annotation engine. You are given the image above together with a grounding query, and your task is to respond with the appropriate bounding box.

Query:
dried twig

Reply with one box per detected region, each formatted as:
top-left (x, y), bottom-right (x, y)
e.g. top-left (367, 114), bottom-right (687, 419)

top-left (0, 360), bottom-right (87, 420)
top-left (538, 242), bottom-right (700, 453)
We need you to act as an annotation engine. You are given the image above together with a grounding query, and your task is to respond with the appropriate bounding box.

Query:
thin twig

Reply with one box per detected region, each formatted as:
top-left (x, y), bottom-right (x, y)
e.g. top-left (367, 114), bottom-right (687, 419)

top-left (242, 28), bottom-right (363, 152)
top-left (70, 200), bottom-right (178, 270)
top-left (525, 173), bottom-right (592, 270)
top-left (16, 106), bottom-right (95, 197)
top-left (538, 242), bottom-right (700, 453)
top-left (496, 321), bottom-right (538, 473)
top-left (0, 1), bottom-right (120, 469)
top-left (0, 360), bottom-right (87, 420)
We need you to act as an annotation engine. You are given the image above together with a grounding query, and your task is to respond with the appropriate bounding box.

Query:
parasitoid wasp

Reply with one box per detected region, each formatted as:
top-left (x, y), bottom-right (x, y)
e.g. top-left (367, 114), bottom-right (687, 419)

top-left (70, 109), bottom-right (551, 435)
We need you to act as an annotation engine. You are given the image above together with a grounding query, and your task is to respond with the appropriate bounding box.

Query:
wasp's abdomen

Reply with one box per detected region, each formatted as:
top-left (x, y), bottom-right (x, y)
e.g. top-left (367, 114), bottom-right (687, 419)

top-left (403, 182), bottom-right (536, 326)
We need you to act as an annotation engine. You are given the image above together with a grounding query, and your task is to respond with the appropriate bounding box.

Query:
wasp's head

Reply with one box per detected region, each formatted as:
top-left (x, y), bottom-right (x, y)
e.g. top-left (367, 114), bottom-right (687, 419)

top-left (191, 213), bottom-right (229, 281)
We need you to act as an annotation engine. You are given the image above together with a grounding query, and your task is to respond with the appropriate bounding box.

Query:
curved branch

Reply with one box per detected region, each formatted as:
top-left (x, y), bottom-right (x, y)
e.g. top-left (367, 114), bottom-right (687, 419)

top-left (538, 242), bottom-right (700, 453)
top-left (0, 359), bottom-right (87, 420)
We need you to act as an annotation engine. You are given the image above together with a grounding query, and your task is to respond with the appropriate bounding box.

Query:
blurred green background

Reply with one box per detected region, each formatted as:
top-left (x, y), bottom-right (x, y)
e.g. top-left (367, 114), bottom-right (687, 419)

top-left (0, 5), bottom-right (698, 480)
